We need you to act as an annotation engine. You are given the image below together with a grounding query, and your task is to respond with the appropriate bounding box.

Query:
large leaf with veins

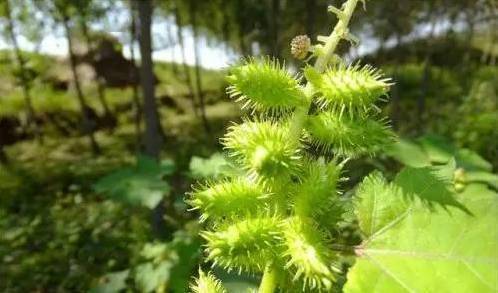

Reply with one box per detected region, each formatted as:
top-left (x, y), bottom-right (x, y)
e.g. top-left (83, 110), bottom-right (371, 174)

top-left (346, 182), bottom-right (498, 292)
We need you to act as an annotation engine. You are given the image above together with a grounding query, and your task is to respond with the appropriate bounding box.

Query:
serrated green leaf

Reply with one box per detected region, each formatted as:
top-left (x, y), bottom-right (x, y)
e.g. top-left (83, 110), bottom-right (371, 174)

top-left (354, 172), bottom-right (409, 238)
top-left (345, 184), bottom-right (498, 293)
top-left (431, 158), bottom-right (457, 181)
top-left (394, 162), bottom-right (470, 214)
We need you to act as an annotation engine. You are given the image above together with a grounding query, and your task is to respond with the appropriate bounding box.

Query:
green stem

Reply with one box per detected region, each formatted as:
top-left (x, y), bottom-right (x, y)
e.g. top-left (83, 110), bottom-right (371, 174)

top-left (313, 0), bottom-right (359, 73)
top-left (258, 263), bottom-right (279, 293)
top-left (288, 0), bottom-right (360, 142)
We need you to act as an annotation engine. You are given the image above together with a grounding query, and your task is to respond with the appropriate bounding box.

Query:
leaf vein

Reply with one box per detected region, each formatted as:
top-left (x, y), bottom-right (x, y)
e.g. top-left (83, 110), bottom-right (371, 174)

top-left (366, 254), bottom-right (415, 293)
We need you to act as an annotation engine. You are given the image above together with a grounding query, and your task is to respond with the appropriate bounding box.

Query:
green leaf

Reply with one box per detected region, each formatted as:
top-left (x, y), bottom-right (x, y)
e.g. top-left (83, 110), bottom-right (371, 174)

top-left (354, 161), bottom-right (466, 238)
top-left (466, 171), bottom-right (498, 190)
top-left (389, 136), bottom-right (493, 173)
top-left (386, 138), bottom-right (431, 168)
top-left (135, 232), bottom-right (201, 293)
top-left (168, 231), bottom-right (202, 293)
top-left (354, 172), bottom-right (409, 238)
top-left (189, 153), bottom-right (236, 179)
top-left (345, 184), bottom-right (498, 293)
top-left (137, 155), bottom-right (175, 176)
top-left (394, 162), bottom-right (471, 214)
top-left (89, 270), bottom-right (129, 293)
top-left (141, 242), bottom-right (169, 260)
top-left (455, 148), bottom-right (493, 172)
top-left (135, 261), bottom-right (173, 293)
top-left (417, 134), bottom-right (455, 164)
top-left (93, 156), bottom-right (173, 209)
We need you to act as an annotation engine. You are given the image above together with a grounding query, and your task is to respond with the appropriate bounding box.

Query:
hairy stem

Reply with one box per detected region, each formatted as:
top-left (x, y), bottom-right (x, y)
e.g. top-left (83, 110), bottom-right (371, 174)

top-left (258, 3), bottom-right (360, 290)
top-left (258, 263), bottom-right (279, 293)
top-left (289, 0), bottom-right (360, 142)
top-left (313, 0), bottom-right (359, 72)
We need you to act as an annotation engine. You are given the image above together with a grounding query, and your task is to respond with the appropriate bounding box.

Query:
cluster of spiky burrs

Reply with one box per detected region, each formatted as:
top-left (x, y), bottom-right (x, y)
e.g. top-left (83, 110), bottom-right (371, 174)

top-left (188, 0), bottom-right (394, 292)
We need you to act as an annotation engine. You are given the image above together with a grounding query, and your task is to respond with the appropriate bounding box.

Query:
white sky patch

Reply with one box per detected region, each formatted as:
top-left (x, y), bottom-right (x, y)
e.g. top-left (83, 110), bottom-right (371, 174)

top-left (0, 17), bottom-right (238, 70)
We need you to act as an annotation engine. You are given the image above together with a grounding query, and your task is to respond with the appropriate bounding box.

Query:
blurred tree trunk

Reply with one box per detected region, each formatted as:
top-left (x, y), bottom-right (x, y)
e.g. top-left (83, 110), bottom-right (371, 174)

top-left (189, 0), bottom-right (210, 132)
top-left (4, 0), bottom-right (42, 144)
top-left (129, 0), bottom-right (142, 153)
top-left (305, 0), bottom-right (316, 37)
top-left (418, 10), bottom-right (437, 135)
top-left (173, 0), bottom-right (198, 117)
top-left (137, 0), bottom-right (172, 240)
top-left (137, 0), bottom-right (163, 159)
top-left (269, 0), bottom-right (281, 59)
top-left (80, 20), bottom-right (115, 131)
top-left (236, 0), bottom-right (250, 56)
top-left (238, 26), bottom-right (248, 56)
top-left (61, 14), bottom-right (100, 155)
top-left (220, 1), bottom-right (231, 53)
top-left (390, 34), bottom-right (402, 131)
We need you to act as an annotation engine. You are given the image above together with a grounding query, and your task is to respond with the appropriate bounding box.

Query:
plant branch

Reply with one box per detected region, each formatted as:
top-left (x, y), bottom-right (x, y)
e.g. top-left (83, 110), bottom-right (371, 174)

top-left (258, 263), bottom-right (279, 293)
top-left (288, 0), bottom-right (360, 141)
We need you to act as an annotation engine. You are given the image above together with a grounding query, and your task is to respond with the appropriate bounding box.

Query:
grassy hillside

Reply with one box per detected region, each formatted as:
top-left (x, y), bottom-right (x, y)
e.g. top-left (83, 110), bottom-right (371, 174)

top-left (0, 50), bottom-right (227, 118)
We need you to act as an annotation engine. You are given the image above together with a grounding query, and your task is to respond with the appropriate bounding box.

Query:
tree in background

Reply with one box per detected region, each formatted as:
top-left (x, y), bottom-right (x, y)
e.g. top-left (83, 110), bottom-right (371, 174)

top-left (136, 0), bottom-right (163, 160)
top-left (188, 0), bottom-right (210, 132)
top-left (51, 0), bottom-right (101, 155)
top-left (75, 0), bottom-right (116, 131)
top-left (128, 0), bottom-right (142, 153)
top-left (1, 0), bottom-right (42, 143)
top-left (174, 0), bottom-right (198, 117)
top-left (158, 0), bottom-right (199, 118)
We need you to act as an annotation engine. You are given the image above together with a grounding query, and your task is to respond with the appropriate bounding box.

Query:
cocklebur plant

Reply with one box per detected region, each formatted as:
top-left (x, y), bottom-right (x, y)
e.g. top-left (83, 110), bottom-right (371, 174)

top-left (188, 0), bottom-right (395, 291)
